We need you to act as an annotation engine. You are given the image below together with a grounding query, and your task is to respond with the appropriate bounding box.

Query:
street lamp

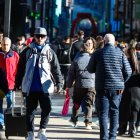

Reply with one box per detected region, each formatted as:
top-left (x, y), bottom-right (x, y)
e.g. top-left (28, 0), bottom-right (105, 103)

top-left (130, 0), bottom-right (134, 39)
top-left (4, 0), bottom-right (11, 37)
top-left (67, 0), bottom-right (74, 36)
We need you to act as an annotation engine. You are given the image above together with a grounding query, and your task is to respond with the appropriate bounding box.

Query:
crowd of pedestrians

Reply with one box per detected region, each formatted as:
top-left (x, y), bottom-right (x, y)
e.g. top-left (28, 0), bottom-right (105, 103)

top-left (0, 27), bottom-right (140, 140)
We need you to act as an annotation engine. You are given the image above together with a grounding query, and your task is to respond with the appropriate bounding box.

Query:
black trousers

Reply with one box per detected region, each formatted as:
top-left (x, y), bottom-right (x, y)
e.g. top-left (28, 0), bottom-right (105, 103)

top-left (26, 92), bottom-right (51, 132)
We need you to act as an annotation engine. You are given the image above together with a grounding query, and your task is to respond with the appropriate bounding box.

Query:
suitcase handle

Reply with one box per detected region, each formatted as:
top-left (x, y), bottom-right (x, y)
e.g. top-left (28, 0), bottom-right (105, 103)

top-left (12, 91), bottom-right (24, 116)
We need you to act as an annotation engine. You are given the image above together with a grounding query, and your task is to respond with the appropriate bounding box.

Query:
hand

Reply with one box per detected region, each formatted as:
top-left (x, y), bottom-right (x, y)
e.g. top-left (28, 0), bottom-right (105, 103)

top-left (117, 90), bottom-right (124, 94)
top-left (14, 85), bottom-right (21, 91)
top-left (22, 92), bottom-right (27, 97)
top-left (54, 86), bottom-right (62, 94)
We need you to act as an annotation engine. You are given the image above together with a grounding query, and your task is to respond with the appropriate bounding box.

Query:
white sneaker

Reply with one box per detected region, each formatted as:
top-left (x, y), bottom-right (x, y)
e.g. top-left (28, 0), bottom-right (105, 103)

top-left (26, 131), bottom-right (35, 140)
top-left (38, 129), bottom-right (47, 140)
top-left (85, 124), bottom-right (92, 130)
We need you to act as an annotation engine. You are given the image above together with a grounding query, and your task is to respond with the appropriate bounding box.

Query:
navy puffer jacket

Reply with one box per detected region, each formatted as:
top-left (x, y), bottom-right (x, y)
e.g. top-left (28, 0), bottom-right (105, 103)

top-left (87, 43), bottom-right (132, 90)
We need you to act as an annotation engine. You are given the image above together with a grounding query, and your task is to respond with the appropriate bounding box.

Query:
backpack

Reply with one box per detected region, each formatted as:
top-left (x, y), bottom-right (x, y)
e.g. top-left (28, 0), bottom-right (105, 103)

top-left (57, 43), bottom-right (71, 64)
top-left (26, 47), bottom-right (52, 63)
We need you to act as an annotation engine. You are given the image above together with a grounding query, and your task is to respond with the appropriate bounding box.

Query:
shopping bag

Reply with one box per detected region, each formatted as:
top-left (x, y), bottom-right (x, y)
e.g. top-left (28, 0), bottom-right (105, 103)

top-left (61, 88), bottom-right (70, 116)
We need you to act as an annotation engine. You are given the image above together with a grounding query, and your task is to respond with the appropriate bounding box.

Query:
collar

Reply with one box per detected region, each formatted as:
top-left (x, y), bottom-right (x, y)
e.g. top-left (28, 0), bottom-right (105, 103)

top-left (5, 49), bottom-right (14, 58)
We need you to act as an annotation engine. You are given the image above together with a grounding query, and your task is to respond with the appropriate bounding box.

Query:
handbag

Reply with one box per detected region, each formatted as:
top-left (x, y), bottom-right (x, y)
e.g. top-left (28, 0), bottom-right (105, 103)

top-left (61, 88), bottom-right (70, 116)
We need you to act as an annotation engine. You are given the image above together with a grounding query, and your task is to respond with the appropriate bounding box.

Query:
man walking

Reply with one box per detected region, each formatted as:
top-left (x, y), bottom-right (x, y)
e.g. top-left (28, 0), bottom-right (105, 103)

top-left (16, 27), bottom-right (63, 140)
top-left (0, 37), bottom-right (19, 129)
top-left (87, 33), bottom-right (132, 140)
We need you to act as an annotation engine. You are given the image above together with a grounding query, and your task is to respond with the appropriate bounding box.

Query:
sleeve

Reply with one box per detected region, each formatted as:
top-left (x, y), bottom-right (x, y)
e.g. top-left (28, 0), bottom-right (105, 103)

top-left (49, 48), bottom-right (63, 89)
top-left (15, 48), bottom-right (29, 88)
top-left (87, 53), bottom-right (96, 73)
top-left (0, 68), bottom-right (8, 94)
top-left (122, 53), bottom-right (132, 82)
top-left (67, 61), bottom-right (76, 88)
top-left (70, 42), bottom-right (77, 61)
top-left (13, 52), bottom-right (19, 78)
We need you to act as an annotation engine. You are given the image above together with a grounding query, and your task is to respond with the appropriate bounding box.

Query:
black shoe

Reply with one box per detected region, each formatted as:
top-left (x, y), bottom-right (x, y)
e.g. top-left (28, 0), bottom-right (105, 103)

top-left (129, 123), bottom-right (136, 137)
top-left (118, 131), bottom-right (125, 136)
top-left (129, 132), bottom-right (135, 137)
top-left (129, 129), bottom-right (136, 137)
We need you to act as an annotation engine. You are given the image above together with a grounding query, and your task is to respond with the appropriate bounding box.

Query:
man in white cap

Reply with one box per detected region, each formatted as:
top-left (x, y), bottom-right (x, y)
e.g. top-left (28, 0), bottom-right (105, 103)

top-left (87, 33), bottom-right (132, 140)
top-left (16, 27), bottom-right (63, 140)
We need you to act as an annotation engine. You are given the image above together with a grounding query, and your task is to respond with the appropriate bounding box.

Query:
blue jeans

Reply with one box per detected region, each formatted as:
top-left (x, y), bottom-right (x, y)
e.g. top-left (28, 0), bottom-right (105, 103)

top-left (0, 90), bottom-right (13, 125)
top-left (96, 90), bottom-right (122, 140)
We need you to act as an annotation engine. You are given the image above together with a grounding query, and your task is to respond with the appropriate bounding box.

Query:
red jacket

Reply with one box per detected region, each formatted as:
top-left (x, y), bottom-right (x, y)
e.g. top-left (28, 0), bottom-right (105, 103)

top-left (0, 50), bottom-right (19, 90)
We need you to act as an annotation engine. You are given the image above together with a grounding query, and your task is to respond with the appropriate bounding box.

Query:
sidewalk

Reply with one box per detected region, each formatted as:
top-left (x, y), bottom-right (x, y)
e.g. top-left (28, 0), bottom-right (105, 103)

top-left (0, 93), bottom-right (139, 140)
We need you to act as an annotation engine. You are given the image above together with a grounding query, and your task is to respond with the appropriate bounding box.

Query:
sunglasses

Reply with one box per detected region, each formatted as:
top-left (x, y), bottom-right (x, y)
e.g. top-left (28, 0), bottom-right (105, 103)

top-left (35, 35), bottom-right (46, 39)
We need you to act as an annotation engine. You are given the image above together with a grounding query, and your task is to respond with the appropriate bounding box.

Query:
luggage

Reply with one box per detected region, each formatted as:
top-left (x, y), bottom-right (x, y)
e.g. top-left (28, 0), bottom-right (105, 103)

top-left (4, 91), bottom-right (27, 139)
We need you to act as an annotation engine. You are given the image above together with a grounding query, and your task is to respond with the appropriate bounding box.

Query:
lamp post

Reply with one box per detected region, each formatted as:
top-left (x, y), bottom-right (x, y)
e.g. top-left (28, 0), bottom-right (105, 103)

top-left (130, 0), bottom-right (134, 39)
top-left (4, 0), bottom-right (11, 37)
top-left (41, 0), bottom-right (46, 27)
top-left (122, 0), bottom-right (126, 37)
top-left (67, 0), bottom-right (74, 36)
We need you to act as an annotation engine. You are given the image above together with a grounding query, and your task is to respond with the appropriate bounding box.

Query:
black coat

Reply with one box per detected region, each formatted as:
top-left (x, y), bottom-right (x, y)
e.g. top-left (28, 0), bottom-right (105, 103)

top-left (119, 74), bottom-right (140, 122)
top-left (0, 68), bottom-right (8, 95)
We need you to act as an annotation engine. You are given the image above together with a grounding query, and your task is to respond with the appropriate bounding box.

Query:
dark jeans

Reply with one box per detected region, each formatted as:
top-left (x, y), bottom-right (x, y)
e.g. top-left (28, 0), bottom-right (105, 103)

top-left (26, 92), bottom-right (51, 132)
top-left (71, 88), bottom-right (95, 124)
top-left (96, 90), bottom-right (122, 140)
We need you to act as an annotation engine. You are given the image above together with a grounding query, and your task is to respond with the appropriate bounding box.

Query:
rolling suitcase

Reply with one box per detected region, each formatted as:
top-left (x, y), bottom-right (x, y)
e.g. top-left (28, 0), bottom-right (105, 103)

top-left (4, 91), bottom-right (27, 139)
